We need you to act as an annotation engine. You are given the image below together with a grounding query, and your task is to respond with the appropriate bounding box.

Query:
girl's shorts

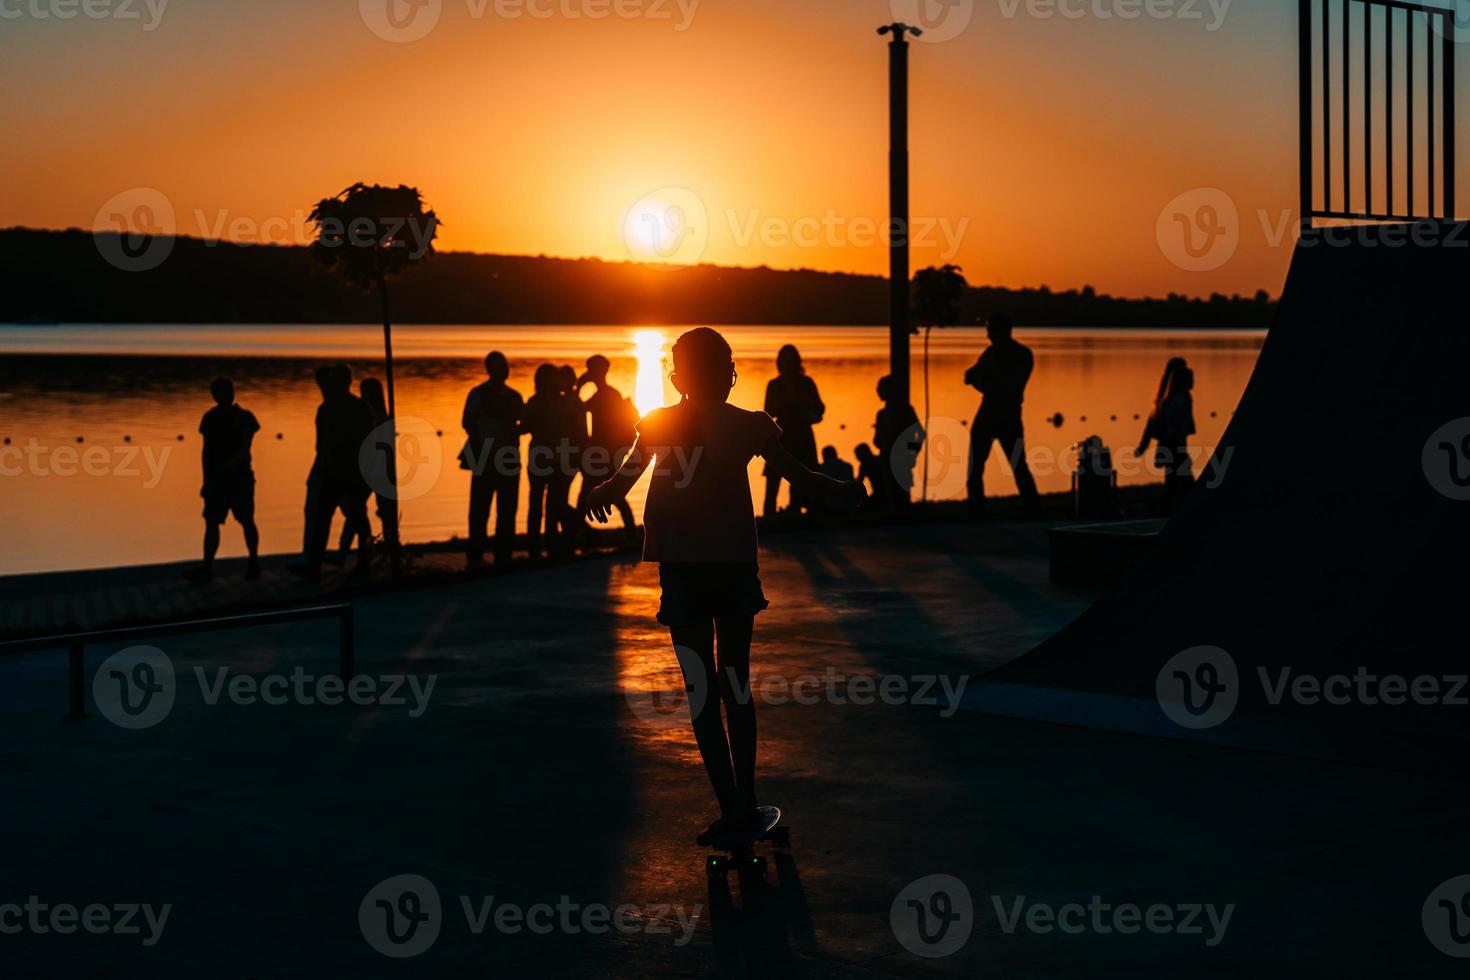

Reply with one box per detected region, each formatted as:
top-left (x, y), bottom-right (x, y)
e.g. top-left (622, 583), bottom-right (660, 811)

top-left (656, 562), bottom-right (770, 628)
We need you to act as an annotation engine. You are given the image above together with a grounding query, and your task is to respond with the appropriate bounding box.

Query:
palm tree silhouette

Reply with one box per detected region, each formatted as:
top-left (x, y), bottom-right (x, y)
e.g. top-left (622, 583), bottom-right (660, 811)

top-left (911, 263), bottom-right (968, 501)
top-left (308, 183), bottom-right (439, 563)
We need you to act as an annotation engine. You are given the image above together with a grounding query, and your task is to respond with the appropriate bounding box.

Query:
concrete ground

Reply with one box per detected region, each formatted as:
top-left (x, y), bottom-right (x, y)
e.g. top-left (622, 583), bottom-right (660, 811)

top-left (1, 521), bottom-right (1465, 976)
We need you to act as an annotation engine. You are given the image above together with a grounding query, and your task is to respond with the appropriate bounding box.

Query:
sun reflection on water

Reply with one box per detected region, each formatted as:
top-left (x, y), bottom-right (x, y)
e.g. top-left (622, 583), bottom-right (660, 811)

top-left (631, 329), bottom-right (668, 415)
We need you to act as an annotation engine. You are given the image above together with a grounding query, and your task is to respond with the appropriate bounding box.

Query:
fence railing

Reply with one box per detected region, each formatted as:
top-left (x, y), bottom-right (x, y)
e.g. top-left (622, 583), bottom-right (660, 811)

top-left (0, 604), bottom-right (354, 720)
top-left (1300, 0), bottom-right (1457, 227)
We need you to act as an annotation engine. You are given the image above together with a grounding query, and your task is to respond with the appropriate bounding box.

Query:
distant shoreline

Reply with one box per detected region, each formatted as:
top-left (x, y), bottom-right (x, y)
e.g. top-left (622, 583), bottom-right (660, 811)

top-left (3, 228), bottom-right (1277, 330)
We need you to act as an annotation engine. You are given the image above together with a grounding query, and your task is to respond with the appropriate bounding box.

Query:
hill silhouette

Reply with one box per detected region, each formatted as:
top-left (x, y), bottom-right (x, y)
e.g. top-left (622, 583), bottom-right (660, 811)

top-left (1, 227), bottom-right (1273, 327)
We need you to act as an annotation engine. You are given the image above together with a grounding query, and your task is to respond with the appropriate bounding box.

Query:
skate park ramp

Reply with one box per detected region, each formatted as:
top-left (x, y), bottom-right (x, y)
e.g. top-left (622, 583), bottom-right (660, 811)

top-left (964, 222), bottom-right (1470, 774)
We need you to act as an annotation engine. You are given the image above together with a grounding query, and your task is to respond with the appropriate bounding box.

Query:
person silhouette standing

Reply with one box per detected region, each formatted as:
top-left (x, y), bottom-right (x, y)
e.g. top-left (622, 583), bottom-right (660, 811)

top-left (964, 313), bottom-right (1040, 517)
top-left (522, 364), bottom-right (569, 561)
top-left (1133, 357), bottom-right (1189, 462)
top-left (340, 377), bottom-right (390, 559)
top-left (461, 351), bottom-right (524, 567)
top-left (193, 377), bottom-right (261, 582)
top-left (551, 364), bottom-right (584, 555)
top-left (296, 364), bottom-right (373, 577)
top-left (1156, 365), bottom-right (1196, 513)
top-left (874, 374), bottom-right (923, 512)
top-left (574, 354), bottom-right (639, 541)
top-left (586, 327), bottom-right (862, 843)
top-left (300, 365), bottom-right (333, 558)
top-left (761, 345), bottom-right (825, 517)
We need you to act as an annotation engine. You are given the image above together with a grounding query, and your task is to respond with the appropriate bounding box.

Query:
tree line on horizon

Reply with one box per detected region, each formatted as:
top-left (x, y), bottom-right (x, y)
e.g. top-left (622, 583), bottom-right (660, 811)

top-left (0, 227), bottom-right (1275, 328)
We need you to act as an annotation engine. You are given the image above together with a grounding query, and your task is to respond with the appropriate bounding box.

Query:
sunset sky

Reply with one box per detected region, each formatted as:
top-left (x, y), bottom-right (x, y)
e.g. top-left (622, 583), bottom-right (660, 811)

top-left (3, 0), bottom-right (1463, 298)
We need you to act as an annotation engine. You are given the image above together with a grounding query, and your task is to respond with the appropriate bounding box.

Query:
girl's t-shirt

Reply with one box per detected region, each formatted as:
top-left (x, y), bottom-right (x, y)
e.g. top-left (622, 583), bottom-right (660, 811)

top-left (635, 402), bottom-right (781, 564)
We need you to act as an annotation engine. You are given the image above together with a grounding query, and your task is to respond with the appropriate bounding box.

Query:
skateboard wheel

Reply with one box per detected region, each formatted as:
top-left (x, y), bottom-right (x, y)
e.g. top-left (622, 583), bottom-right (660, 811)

top-left (705, 855), bottom-right (728, 878)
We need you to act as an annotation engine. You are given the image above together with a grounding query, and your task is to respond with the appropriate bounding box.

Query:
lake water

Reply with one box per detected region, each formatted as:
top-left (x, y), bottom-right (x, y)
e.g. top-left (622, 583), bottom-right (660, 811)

top-left (0, 325), bottom-right (1264, 575)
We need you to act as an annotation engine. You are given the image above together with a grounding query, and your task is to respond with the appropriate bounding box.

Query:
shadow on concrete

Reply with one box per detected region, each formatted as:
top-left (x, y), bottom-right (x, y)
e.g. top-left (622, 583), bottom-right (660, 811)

top-left (0, 559), bottom-right (654, 976)
top-left (707, 850), bottom-right (813, 978)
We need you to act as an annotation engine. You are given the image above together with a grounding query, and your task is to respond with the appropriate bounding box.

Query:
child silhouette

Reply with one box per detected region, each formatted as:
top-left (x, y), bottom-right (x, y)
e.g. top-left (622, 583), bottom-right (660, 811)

top-left (586, 328), bottom-right (861, 842)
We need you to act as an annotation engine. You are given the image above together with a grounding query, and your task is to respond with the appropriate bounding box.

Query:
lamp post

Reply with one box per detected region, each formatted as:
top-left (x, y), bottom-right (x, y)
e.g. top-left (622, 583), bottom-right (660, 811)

top-left (877, 22), bottom-right (922, 411)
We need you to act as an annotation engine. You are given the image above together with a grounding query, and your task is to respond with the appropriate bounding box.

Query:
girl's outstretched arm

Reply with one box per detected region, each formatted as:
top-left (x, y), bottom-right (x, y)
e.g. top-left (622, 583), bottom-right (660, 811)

top-left (585, 436), bottom-right (648, 523)
top-left (761, 437), bottom-right (864, 503)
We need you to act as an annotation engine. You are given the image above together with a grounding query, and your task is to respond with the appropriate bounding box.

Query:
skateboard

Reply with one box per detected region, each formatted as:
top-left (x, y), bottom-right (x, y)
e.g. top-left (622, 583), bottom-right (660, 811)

top-left (704, 805), bottom-right (791, 879)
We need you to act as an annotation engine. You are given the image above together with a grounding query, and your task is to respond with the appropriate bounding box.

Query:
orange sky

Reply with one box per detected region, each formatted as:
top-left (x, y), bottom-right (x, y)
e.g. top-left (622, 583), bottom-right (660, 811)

top-left (4, 0), bottom-right (1458, 299)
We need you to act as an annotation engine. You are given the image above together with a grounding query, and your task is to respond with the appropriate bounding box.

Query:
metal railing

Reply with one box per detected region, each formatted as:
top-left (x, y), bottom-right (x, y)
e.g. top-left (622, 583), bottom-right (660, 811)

top-left (1300, 0), bottom-right (1457, 227)
top-left (0, 603), bottom-right (354, 720)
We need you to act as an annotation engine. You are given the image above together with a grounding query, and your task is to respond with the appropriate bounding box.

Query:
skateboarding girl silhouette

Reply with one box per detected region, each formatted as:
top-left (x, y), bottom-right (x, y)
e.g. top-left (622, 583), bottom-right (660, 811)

top-left (586, 327), bottom-right (861, 843)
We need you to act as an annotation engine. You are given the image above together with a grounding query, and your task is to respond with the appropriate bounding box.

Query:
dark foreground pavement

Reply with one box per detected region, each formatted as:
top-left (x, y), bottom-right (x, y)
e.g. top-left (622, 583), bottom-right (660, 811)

top-left (1, 521), bottom-right (1465, 976)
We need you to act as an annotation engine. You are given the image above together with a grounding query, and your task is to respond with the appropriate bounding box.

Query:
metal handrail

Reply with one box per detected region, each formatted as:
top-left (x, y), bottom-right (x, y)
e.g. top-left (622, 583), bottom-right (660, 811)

top-left (0, 603), bottom-right (354, 719)
top-left (1301, 0), bottom-right (1457, 228)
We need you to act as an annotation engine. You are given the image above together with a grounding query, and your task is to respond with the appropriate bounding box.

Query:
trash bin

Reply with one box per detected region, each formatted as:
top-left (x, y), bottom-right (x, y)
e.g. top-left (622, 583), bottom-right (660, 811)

top-left (1072, 435), bottom-right (1117, 519)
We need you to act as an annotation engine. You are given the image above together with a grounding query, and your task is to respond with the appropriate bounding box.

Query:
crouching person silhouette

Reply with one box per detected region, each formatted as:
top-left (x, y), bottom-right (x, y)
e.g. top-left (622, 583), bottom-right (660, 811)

top-left (585, 328), bottom-right (862, 843)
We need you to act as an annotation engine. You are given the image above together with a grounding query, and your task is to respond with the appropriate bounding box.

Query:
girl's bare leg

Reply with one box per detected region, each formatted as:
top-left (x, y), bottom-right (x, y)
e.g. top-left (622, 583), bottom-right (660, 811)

top-left (669, 621), bottom-right (741, 819)
top-left (715, 612), bottom-right (756, 817)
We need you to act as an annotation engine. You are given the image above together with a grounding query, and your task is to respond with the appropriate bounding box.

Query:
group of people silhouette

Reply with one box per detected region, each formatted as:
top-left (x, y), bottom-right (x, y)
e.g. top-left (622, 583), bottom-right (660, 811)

top-left (460, 352), bottom-right (641, 566)
top-left (189, 323), bottom-right (1198, 843)
top-left (756, 342), bottom-right (927, 519)
top-left (190, 317), bottom-right (1199, 584)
